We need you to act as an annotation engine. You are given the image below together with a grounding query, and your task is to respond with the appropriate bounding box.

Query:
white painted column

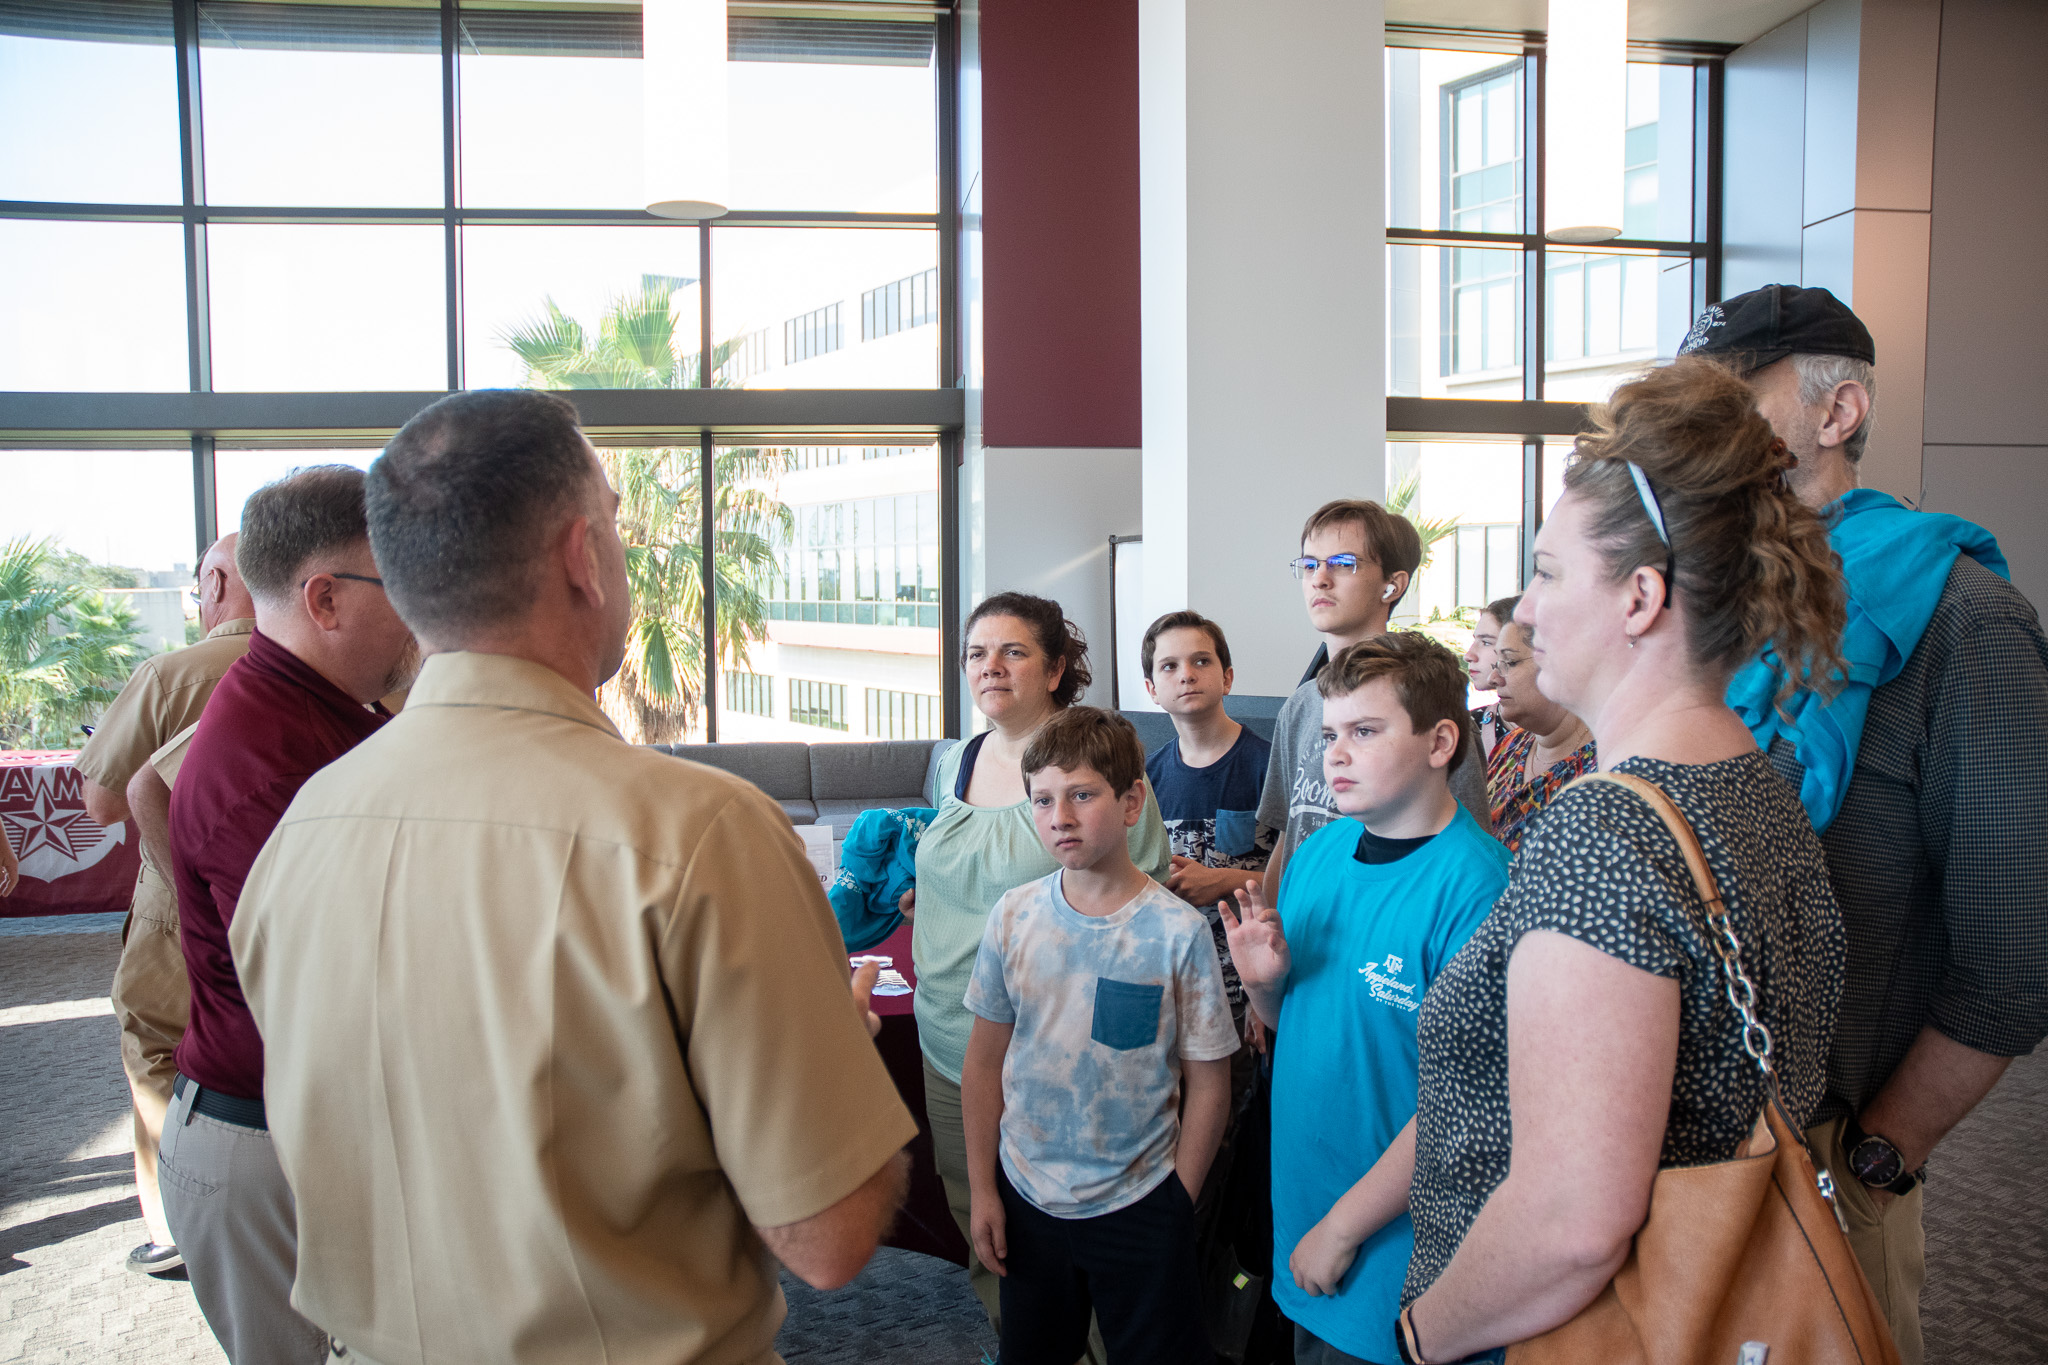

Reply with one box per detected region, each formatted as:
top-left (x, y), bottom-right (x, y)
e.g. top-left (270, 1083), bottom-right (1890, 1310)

top-left (1138, 0), bottom-right (1386, 699)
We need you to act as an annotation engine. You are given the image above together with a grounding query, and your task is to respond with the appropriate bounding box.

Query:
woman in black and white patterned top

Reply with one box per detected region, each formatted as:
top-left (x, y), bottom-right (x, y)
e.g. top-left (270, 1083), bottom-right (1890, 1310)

top-left (1394, 358), bottom-right (1851, 1364)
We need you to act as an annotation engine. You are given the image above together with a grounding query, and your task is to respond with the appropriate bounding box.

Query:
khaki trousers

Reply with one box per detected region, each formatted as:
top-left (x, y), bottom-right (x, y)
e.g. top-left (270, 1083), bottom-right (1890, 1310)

top-left (922, 1058), bottom-right (1005, 1328)
top-left (1807, 1116), bottom-right (1927, 1365)
top-left (110, 867), bottom-right (190, 1247)
top-left (160, 1079), bottom-right (330, 1365)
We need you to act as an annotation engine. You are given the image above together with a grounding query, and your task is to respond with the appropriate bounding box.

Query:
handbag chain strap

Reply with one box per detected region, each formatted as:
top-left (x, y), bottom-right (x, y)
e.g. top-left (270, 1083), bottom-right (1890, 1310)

top-left (1567, 771), bottom-right (1776, 1080)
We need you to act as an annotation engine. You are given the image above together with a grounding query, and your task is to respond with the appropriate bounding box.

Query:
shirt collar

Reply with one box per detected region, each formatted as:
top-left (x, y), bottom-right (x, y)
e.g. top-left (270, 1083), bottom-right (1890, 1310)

top-left (403, 651), bottom-right (623, 741)
top-left (1298, 642), bottom-right (1329, 689)
top-left (207, 617), bottom-right (256, 640)
top-left (245, 629), bottom-right (386, 727)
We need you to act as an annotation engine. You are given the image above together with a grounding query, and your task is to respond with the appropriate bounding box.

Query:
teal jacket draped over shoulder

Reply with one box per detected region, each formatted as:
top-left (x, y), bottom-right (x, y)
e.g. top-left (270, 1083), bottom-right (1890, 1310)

top-left (1726, 488), bottom-right (2007, 831)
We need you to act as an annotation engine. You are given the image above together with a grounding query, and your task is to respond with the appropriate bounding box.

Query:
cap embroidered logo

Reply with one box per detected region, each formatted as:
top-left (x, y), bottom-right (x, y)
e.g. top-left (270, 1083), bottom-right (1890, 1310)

top-left (1679, 303), bottom-right (1726, 355)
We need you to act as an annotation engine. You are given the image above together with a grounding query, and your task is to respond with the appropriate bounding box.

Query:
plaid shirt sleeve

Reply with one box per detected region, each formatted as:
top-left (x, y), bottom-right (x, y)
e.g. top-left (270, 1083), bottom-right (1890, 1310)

top-left (1919, 571), bottom-right (2048, 1057)
top-left (1776, 557), bottom-right (2048, 1117)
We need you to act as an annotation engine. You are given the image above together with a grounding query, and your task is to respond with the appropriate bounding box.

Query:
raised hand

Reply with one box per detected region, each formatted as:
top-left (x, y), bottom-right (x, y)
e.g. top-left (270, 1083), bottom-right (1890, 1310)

top-left (1218, 878), bottom-right (1290, 992)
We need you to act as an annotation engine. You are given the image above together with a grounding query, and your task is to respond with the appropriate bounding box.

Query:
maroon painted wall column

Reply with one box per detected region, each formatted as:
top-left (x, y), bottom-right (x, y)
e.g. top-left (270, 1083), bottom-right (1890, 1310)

top-left (980, 0), bottom-right (1143, 449)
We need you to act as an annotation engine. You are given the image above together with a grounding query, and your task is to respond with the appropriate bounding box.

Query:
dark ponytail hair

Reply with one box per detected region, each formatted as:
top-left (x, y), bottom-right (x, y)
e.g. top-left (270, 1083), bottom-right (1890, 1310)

top-left (1563, 355), bottom-right (1846, 704)
top-left (962, 591), bottom-right (1093, 709)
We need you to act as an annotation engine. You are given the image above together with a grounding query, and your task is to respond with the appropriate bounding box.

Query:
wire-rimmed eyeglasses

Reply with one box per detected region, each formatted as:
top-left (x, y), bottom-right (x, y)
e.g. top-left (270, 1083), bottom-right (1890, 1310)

top-left (1288, 553), bottom-right (1364, 580)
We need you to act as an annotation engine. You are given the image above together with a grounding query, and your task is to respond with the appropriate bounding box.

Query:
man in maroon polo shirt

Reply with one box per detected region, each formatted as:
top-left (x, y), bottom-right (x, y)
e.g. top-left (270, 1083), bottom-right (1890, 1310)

top-left (160, 465), bottom-right (418, 1365)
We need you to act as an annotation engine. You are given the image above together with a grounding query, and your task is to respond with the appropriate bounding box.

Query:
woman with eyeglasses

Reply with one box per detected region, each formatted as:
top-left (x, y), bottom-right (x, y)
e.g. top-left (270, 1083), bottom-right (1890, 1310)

top-left (1481, 603), bottom-right (1596, 854)
top-left (1386, 358), bottom-right (1849, 1363)
top-left (1463, 596), bottom-right (1518, 761)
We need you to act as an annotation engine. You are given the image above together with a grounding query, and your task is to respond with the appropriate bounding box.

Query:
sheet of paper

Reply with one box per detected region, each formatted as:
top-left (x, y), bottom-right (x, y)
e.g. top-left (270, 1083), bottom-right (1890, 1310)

top-left (851, 955), bottom-right (912, 997)
top-left (794, 823), bottom-right (836, 887)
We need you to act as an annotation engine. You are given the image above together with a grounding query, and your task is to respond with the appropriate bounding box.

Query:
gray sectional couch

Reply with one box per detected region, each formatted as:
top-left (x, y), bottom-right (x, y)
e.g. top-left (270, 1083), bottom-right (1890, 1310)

top-left (647, 739), bottom-right (959, 839)
top-left (649, 697), bottom-right (1287, 837)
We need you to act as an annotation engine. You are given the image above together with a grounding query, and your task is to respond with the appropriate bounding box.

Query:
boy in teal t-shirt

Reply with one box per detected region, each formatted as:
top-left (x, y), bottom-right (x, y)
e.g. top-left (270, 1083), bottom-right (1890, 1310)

top-left (1225, 634), bottom-right (1509, 1364)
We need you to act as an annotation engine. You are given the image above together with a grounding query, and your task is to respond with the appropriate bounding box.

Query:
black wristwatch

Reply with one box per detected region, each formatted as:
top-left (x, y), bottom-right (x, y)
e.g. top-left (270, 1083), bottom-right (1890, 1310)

top-left (1844, 1116), bottom-right (1924, 1196)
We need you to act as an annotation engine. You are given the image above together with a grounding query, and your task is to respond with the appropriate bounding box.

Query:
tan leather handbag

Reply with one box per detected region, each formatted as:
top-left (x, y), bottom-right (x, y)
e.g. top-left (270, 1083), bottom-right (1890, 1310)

top-left (1505, 771), bottom-right (1901, 1365)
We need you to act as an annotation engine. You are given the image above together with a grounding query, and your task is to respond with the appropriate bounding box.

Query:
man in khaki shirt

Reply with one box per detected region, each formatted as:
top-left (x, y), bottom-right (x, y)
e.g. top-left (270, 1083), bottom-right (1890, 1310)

top-left (232, 389), bottom-right (914, 1365)
top-left (126, 725), bottom-right (195, 897)
top-left (72, 534), bottom-right (255, 1276)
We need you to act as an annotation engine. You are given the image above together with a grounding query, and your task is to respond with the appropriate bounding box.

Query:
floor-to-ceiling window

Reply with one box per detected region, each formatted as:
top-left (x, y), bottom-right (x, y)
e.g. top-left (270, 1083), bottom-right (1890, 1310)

top-left (0, 0), bottom-right (960, 749)
top-left (1384, 33), bottom-right (1720, 659)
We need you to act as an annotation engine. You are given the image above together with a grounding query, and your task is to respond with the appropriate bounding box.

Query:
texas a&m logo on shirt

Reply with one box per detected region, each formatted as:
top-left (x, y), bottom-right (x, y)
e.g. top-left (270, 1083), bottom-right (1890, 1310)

top-left (1357, 953), bottom-right (1419, 1013)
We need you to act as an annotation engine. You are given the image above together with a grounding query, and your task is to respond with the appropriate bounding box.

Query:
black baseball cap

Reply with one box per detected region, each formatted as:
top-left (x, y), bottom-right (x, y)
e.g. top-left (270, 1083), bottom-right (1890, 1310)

top-left (1676, 284), bottom-right (1875, 370)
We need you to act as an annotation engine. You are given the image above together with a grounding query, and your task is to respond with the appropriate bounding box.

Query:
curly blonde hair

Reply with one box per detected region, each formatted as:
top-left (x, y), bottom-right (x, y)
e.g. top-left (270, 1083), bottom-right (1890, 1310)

top-left (1562, 356), bottom-right (1846, 705)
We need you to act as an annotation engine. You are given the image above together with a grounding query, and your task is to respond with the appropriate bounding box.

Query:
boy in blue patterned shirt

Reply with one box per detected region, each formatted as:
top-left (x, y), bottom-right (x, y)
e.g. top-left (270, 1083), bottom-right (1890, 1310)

top-left (1142, 609), bottom-right (1274, 1011)
top-left (962, 707), bottom-right (1239, 1364)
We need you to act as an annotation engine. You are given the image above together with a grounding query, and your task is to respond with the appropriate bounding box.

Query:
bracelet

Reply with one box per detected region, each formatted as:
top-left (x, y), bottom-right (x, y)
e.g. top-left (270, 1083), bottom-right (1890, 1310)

top-left (1395, 1305), bottom-right (1427, 1364)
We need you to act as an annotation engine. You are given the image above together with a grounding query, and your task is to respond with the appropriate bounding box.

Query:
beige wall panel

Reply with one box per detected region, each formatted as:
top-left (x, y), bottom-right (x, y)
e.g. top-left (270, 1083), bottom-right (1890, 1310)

top-left (1921, 445), bottom-right (2048, 610)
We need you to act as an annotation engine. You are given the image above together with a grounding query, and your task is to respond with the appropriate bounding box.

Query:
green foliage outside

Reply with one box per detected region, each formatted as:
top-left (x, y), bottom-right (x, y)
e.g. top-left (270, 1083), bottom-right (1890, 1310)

top-left (0, 537), bottom-right (150, 750)
top-left (1387, 467), bottom-right (1458, 571)
top-left (500, 280), bottom-right (792, 742)
top-left (1387, 468), bottom-right (1483, 655)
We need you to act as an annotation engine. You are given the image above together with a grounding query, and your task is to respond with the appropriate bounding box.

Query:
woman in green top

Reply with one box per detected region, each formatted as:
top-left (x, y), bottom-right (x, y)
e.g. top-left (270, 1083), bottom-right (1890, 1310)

top-left (906, 590), bottom-right (1172, 1323)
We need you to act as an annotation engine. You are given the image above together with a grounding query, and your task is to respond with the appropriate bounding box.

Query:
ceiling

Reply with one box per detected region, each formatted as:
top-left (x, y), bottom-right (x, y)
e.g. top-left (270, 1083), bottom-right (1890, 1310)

top-left (1385, 0), bottom-right (1819, 48)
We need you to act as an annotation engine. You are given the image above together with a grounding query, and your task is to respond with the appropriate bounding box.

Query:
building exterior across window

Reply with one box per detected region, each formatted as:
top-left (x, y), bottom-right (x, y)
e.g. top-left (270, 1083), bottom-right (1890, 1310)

top-left (789, 678), bottom-right (849, 732)
top-left (724, 671), bottom-right (774, 717)
top-left (785, 303), bottom-right (843, 365)
top-left (713, 445), bottom-right (944, 746)
top-left (867, 687), bottom-right (943, 742)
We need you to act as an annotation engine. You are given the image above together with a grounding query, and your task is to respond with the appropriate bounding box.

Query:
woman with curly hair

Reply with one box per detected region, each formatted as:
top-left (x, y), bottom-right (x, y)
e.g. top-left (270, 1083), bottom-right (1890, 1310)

top-left (905, 591), bottom-right (1172, 1328)
top-left (1390, 357), bottom-right (1851, 1362)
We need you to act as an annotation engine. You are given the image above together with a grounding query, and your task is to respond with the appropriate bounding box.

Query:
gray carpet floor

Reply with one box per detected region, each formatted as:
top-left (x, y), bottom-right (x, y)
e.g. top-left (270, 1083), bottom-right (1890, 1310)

top-left (1, 913), bottom-right (2037, 1363)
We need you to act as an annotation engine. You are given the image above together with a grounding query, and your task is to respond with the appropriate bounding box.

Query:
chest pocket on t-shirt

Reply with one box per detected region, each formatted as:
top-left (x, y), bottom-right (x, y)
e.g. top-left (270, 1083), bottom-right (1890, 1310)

top-left (1091, 978), bottom-right (1163, 1051)
top-left (1214, 808), bottom-right (1259, 858)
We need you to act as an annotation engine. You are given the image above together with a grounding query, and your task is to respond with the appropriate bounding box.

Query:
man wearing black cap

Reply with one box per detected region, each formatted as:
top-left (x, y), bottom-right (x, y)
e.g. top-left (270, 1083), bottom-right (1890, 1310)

top-left (1682, 284), bottom-right (2048, 1365)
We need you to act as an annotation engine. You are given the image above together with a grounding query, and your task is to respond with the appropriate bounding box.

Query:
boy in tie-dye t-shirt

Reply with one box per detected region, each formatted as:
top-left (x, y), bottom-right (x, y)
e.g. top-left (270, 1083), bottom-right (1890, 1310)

top-left (962, 708), bottom-right (1239, 1363)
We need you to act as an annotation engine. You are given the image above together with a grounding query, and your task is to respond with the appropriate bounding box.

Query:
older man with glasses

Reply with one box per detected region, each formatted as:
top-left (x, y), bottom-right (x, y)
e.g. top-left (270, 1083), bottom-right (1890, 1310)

top-left (1683, 285), bottom-right (2048, 1365)
top-left (65, 532), bottom-right (256, 1279)
top-left (158, 464), bottom-right (418, 1365)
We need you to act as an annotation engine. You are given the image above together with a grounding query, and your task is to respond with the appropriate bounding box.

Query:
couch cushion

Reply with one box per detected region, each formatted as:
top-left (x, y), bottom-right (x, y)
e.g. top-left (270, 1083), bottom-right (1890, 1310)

top-left (1119, 702), bottom-right (1281, 760)
top-left (1121, 710), bottom-right (1179, 759)
top-left (810, 740), bottom-right (937, 801)
top-left (664, 742), bottom-right (814, 801)
top-left (814, 796), bottom-right (923, 837)
top-left (924, 737), bottom-right (960, 806)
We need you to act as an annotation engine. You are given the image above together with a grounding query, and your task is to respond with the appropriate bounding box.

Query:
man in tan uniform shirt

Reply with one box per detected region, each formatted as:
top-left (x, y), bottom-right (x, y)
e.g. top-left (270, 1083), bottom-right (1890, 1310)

top-left (232, 389), bottom-right (914, 1365)
top-left (72, 534), bottom-right (254, 1275)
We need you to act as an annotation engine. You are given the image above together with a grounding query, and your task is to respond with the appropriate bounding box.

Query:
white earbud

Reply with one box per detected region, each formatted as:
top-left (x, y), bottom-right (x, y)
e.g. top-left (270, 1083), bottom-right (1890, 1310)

top-left (1382, 585), bottom-right (1397, 601)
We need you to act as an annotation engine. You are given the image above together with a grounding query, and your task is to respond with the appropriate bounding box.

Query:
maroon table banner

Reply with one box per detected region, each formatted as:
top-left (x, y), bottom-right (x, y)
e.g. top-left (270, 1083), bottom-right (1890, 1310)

top-left (1, 751), bottom-right (140, 918)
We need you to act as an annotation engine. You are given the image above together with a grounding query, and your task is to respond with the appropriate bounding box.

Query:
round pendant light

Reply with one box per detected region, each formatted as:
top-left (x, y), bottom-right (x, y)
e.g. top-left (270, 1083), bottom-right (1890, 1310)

top-left (1545, 0), bottom-right (1625, 244)
top-left (644, 0), bottom-right (730, 220)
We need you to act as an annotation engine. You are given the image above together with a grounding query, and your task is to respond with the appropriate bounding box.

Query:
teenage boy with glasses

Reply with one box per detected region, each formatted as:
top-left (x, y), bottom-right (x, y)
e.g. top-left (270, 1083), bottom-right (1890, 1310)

top-left (1257, 501), bottom-right (1490, 906)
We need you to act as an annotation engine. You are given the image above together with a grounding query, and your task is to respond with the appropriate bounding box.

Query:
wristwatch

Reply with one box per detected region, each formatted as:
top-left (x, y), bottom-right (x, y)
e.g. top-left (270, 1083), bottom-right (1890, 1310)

top-left (1844, 1116), bottom-right (1924, 1196)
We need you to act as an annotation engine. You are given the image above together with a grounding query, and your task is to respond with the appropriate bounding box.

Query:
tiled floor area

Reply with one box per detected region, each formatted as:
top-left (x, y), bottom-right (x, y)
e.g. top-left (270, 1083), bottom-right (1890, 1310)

top-left (0, 916), bottom-right (994, 1365)
top-left (2, 913), bottom-right (2039, 1364)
